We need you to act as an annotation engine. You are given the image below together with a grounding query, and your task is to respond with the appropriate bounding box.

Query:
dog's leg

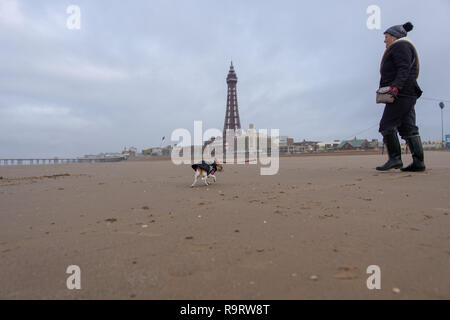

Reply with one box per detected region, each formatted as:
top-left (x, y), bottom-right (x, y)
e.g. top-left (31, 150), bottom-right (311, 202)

top-left (202, 172), bottom-right (209, 186)
top-left (191, 170), bottom-right (199, 187)
top-left (212, 174), bottom-right (216, 183)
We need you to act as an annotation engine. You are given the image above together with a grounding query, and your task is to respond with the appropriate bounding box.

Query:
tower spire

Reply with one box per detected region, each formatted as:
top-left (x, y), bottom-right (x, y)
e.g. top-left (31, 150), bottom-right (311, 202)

top-left (223, 61), bottom-right (242, 152)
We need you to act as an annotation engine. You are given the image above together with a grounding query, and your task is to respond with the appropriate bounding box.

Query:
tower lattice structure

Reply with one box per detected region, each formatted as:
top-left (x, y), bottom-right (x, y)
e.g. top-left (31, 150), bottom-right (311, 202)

top-left (223, 62), bottom-right (241, 152)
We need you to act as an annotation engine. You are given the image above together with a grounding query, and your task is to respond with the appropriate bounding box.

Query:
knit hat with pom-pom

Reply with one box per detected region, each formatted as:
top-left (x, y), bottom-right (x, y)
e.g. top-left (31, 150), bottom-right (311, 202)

top-left (384, 22), bottom-right (414, 39)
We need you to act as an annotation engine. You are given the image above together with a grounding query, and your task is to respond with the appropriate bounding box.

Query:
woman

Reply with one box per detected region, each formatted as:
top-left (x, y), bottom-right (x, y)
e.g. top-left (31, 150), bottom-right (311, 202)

top-left (376, 21), bottom-right (425, 172)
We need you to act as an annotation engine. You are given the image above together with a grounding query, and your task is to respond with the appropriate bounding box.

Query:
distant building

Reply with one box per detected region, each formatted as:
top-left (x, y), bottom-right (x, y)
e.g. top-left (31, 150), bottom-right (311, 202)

top-left (279, 136), bottom-right (294, 154)
top-left (204, 123), bottom-right (273, 157)
top-left (122, 146), bottom-right (137, 158)
top-left (368, 139), bottom-right (380, 150)
top-left (293, 140), bottom-right (318, 153)
top-left (162, 145), bottom-right (172, 156)
top-left (317, 140), bottom-right (341, 152)
top-left (422, 140), bottom-right (444, 150)
top-left (336, 138), bottom-right (369, 151)
top-left (142, 147), bottom-right (162, 156)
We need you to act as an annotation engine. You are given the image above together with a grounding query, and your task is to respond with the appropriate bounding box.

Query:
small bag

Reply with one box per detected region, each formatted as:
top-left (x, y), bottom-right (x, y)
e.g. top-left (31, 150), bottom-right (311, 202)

top-left (376, 86), bottom-right (395, 104)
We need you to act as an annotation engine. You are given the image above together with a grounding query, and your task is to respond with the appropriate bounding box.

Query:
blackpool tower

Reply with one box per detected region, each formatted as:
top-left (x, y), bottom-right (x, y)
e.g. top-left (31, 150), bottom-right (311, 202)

top-left (223, 62), bottom-right (242, 151)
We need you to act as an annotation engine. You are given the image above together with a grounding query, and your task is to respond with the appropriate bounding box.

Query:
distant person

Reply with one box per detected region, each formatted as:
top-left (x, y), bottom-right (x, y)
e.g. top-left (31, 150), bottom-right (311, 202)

top-left (376, 22), bottom-right (426, 172)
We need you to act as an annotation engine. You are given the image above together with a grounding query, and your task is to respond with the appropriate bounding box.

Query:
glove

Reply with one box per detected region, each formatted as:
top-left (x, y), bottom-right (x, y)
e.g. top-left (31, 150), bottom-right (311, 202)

top-left (388, 86), bottom-right (399, 98)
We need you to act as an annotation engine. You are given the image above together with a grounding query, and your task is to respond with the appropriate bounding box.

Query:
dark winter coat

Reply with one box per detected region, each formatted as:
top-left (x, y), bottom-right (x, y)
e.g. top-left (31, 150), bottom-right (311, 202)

top-left (192, 161), bottom-right (217, 175)
top-left (380, 39), bottom-right (422, 98)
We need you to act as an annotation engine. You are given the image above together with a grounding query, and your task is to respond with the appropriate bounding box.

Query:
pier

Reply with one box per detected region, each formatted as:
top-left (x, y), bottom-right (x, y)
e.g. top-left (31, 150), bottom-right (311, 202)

top-left (0, 157), bottom-right (125, 166)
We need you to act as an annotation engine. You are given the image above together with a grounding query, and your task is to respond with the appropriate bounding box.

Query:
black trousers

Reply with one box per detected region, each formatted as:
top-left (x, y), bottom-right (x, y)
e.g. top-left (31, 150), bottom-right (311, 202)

top-left (379, 96), bottom-right (419, 139)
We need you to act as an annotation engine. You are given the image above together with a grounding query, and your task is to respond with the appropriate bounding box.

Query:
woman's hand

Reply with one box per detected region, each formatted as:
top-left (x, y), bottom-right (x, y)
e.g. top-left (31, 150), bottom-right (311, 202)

top-left (388, 86), bottom-right (399, 98)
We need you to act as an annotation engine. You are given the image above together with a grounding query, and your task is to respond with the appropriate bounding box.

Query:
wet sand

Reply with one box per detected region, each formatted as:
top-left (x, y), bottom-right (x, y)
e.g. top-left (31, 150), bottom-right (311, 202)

top-left (0, 152), bottom-right (449, 299)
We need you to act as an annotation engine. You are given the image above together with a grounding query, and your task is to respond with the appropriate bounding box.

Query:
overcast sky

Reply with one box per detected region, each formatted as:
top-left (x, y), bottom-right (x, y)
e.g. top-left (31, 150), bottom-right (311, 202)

top-left (1, 0), bottom-right (450, 158)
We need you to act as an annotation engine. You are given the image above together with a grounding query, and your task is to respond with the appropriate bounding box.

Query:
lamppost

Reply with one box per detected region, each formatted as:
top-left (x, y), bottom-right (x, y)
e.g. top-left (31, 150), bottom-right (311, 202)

top-left (439, 102), bottom-right (445, 148)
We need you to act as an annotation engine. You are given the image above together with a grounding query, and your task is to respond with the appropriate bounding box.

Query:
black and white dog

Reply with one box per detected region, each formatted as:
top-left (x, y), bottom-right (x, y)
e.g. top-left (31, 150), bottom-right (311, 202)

top-left (191, 160), bottom-right (223, 187)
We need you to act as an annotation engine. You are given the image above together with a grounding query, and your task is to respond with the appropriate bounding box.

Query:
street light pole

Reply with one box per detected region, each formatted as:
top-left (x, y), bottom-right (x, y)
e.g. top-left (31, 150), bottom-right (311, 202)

top-left (439, 102), bottom-right (445, 148)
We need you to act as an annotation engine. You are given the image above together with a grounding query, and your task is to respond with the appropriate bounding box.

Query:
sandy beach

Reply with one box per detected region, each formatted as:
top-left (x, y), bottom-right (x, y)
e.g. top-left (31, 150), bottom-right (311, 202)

top-left (0, 151), bottom-right (449, 299)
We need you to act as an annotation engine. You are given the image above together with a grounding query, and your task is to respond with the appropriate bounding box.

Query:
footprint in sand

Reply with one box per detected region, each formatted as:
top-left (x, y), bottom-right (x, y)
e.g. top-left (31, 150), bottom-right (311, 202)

top-left (319, 214), bottom-right (336, 219)
top-left (334, 267), bottom-right (359, 280)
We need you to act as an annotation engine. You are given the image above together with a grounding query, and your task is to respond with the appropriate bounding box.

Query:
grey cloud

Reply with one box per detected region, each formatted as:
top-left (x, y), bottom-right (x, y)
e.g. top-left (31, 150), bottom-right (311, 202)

top-left (1, 0), bottom-right (450, 157)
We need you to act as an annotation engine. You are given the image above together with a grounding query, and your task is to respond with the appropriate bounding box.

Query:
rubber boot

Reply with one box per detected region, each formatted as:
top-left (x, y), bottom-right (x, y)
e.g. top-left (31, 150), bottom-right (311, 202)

top-left (376, 132), bottom-right (403, 171)
top-left (401, 135), bottom-right (426, 172)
